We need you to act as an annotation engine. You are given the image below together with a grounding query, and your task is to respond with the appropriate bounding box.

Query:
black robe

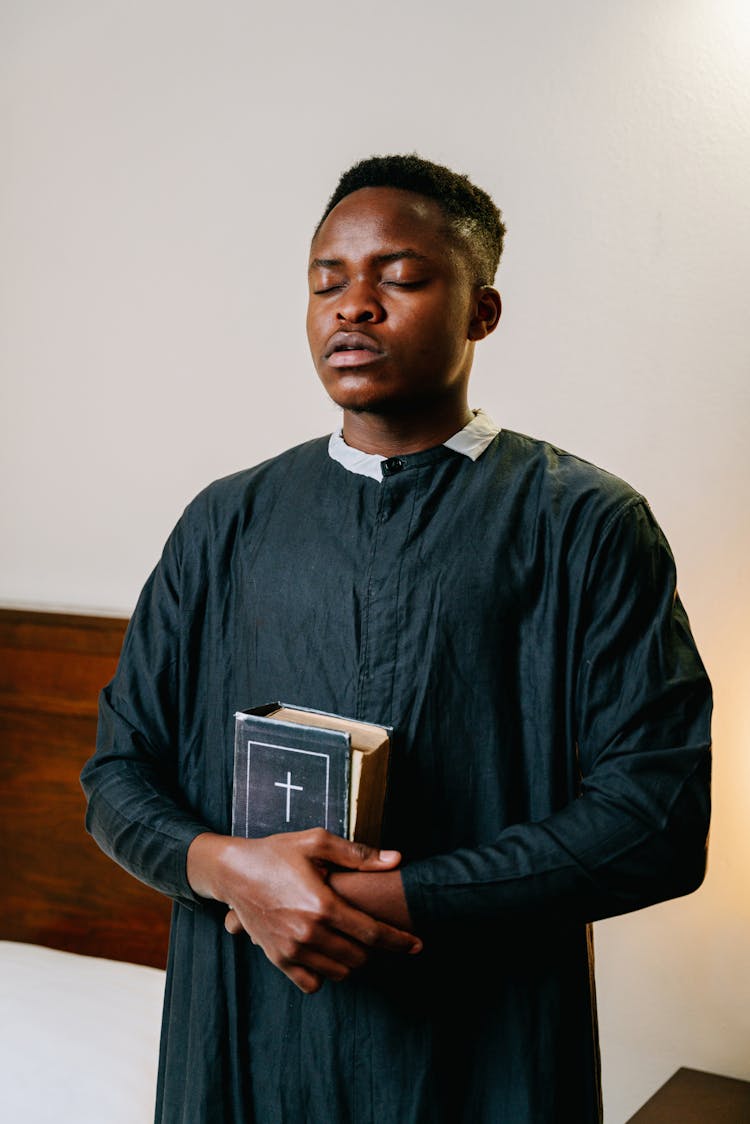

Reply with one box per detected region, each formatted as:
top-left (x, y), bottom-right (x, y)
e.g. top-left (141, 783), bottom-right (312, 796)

top-left (81, 430), bottom-right (711, 1124)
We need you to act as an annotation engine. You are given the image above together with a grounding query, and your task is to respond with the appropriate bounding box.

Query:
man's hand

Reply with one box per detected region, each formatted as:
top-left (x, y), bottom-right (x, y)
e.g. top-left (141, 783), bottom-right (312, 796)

top-left (187, 829), bottom-right (421, 994)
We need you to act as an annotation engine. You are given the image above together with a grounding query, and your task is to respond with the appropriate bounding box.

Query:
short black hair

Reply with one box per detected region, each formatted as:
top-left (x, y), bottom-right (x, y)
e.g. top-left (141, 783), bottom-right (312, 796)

top-left (316, 153), bottom-right (506, 285)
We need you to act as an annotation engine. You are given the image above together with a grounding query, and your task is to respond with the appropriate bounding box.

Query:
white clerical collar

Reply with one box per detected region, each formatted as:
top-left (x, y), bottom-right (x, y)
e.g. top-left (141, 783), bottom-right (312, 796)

top-left (328, 409), bottom-right (501, 483)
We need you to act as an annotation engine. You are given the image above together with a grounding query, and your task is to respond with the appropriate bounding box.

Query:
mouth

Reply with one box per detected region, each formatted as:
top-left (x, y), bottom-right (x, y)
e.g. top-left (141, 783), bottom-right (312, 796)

top-left (324, 331), bottom-right (385, 368)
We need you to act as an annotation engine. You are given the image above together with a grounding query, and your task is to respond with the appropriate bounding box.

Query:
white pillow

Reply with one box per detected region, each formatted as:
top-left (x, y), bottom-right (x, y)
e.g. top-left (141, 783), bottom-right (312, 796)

top-left (0, 940), bottom-right (165, 1124)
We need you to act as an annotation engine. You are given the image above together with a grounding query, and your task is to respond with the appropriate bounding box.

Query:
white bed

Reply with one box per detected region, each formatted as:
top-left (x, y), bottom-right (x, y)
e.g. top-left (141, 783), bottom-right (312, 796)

top-left (0, 940), bottom-right (166, 1123)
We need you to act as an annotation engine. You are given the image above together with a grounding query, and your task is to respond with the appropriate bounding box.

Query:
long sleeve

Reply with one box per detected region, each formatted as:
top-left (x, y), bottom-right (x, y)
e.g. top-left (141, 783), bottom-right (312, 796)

top-left (401, 495), bottom-right (712, 926)
top-left (81, 517), bottom-right (209, 907)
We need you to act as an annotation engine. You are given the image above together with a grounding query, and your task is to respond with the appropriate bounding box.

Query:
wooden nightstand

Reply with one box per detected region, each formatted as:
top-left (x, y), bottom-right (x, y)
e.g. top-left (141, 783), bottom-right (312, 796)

top-left (626, 1067), bottom-right (750, 1122)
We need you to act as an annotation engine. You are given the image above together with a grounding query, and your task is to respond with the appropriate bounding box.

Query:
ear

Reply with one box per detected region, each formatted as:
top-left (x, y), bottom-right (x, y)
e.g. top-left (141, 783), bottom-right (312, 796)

top-left (468, 287), bottom-right (502, 341)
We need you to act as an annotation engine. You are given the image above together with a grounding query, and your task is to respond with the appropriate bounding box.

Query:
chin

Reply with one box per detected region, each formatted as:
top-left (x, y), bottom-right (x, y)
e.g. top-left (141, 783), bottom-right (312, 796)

top-left (320, 370), bottom-right (453, 418)
top-left (321, 377), bottom-right (393, 415)
top-left (329, 393), bottom-right (433, 418)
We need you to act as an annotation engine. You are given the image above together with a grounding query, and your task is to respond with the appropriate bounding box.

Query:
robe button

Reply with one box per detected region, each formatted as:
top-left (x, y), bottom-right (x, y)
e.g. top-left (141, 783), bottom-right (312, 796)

top-left (382, 457), bottom-right (406, 477)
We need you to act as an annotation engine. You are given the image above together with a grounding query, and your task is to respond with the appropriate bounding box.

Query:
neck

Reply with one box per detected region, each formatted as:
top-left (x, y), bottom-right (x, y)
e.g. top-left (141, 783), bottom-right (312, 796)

top-left (341, 402), bottom-right (474, 457)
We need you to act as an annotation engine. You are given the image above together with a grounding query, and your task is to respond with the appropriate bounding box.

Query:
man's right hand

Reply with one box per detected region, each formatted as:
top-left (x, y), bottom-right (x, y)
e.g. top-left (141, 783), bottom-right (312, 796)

top-left (186, 829), bottom-right (421, 994)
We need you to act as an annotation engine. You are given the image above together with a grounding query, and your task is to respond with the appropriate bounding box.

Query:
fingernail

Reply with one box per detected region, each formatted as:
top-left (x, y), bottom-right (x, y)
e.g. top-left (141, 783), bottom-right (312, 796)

top-left (378, 850), bottom-right (399, 862)
top-left (409, 939), bottom-right (423, 955)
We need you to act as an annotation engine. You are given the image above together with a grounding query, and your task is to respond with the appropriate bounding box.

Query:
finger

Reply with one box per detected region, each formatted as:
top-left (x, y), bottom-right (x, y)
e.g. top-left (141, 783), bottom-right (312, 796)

top-left (288, 946), bottom-right (360, 984)
top-left (302, 829), bottom-right (401, 872)
top-left (224, 909), bottom-right (243, 935)
top-left (302, 928), bottom-right (370, 972)
top-left (327, 901), bottom-right (422, 955)
top-left (285, 964), bottom-right (324, 994)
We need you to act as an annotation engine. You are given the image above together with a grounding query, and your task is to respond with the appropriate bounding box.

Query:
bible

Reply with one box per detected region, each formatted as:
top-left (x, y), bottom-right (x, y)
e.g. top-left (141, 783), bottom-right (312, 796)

top-left (232, 703), bottom-right (391, 846)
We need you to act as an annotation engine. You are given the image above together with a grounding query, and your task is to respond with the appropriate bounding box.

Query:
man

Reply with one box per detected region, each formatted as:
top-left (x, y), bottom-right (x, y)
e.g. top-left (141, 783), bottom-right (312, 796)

top-left (82, 155), bottom-right (711, 1123)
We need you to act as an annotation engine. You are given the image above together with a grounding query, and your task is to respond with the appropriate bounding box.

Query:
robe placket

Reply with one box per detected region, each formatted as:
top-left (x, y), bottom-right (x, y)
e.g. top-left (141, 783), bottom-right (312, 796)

top-left (354, 456), bottom-right (420, 730)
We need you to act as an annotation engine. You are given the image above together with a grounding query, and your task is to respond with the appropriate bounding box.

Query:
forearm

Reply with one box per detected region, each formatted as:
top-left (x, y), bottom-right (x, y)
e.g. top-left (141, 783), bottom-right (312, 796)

top-left (328, 869), bottom-right (414, 931)
top-left (82, 684), bottom-right (210, 904)
top-left (82, 755), bottom-right (209, 904)
top-left (401, 749), bottom-right (710, 928)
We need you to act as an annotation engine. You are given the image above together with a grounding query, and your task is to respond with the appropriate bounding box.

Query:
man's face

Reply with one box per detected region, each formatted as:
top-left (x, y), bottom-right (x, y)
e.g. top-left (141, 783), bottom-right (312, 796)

top-left (307, 187), bottom-right (479, 418)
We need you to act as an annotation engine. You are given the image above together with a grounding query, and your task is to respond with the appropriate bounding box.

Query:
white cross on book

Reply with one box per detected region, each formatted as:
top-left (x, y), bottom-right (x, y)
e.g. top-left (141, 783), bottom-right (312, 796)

top-left (274, 770), bottom-right (304, 823)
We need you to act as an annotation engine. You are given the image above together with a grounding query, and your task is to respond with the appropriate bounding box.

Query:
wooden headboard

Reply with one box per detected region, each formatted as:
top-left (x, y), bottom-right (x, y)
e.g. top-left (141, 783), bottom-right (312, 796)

top-left (0, 608), bottom-right (171, 969)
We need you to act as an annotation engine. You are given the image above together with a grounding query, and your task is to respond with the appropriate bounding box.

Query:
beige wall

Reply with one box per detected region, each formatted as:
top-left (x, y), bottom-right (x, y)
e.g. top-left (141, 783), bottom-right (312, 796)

top-left (2, 2), bottom-right (748, 1118)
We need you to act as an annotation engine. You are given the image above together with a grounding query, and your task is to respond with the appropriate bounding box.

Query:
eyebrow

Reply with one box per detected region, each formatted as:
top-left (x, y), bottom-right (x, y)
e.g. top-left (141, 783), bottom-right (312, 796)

top-left (309, 249), bottom-right (431, 271)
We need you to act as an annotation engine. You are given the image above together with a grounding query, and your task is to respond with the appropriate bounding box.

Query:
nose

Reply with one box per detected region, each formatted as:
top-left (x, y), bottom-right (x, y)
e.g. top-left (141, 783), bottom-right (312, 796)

top-left (336, 279), bottom-right (385, 324)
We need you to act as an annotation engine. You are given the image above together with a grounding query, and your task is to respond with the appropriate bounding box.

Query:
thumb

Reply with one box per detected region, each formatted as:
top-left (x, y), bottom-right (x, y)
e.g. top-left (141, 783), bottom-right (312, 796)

top-left (304, 830), bottom-right (401, 871)
top-left (354, 846), bottom-right (401, 872)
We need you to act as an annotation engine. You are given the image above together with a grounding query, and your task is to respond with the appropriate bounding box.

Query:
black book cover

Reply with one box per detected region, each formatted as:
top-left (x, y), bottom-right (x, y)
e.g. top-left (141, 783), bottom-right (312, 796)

top-left (232, 707), bottom-right (351, 838)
